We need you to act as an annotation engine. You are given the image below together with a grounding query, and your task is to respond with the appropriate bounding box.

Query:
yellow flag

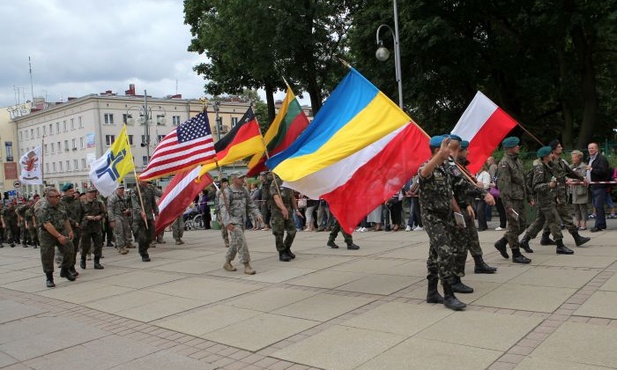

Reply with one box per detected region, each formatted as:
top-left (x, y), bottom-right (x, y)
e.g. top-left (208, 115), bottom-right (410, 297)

top-left (88, 125), bottom-right (135, 196)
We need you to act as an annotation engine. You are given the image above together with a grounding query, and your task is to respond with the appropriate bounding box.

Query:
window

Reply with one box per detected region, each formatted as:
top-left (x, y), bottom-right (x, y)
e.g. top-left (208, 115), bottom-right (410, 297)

top-left (49, 123), bottom-right (53, 135)
top-left (36, 127), bottom-right (40, 138)
top-left (142, 156), bottom-right (149, 166)
top-left (80, 137), bottom-right (84, 149)
top-left (56, 122), bottom-right (60, 134)
top-left (231, 117), bottom-right (239, 127)
top-left (81, 158), bottom-right (86, 170)
top-left (24, 130), bottom-right (28, 140)
top-left (57, 141), bottom-right (61, 152)
top-left (104, 113), bottom-right (114, 125)
top-left (72, 138), bottom-right (76, 149)
top-left (51, 143), bottom-right (55, 153)
top-left (127, 135), bottom-right (134, 145)
top-left (157, 135), bottom-right (164, 143)
top-left (123, 114), bottom-right (132, 124)
top-left (74, 159), bottom-right (78, 171)
top-left (172, 115), bottom-right (181, 125)
top-left (30, 129), bottom-right (34, 139)
top-left (52, 162), bottom-right (56, 173)
top-left (44, 144), bottom-right (48, 154)
top-left (78, 116), bottom-right (83, 128)
top-left (63, 140), bottom-right (68, 151)
top-left (141, 135), bottom-right (149, 146)
top-left (63, 120), bottom-right (67, 132)
top-left (45, 163), bottom-right (49, 173)
top-left (105, 135), bottom-right (115, 146)
top-left (43, 126), bottom-right (47, 136)
top-left (19, 131), bottom-right (23, 141)
top-left (59, 161), bottom-right (63, 172)
top-left (156, 114), bottom-right (166, 125)
top-left (66, 160), bottom-right (70, 171)
top-left (70, 118), bottom-right (75, 130)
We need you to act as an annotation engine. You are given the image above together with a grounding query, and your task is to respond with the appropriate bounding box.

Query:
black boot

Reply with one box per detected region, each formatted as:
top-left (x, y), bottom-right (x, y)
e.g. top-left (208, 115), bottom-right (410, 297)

top-left (141, 253), bottom-right (151, 262)
top-left (519, 234), bottom-right (534, 253)
top-left (346, 243), bottom-right (360, 250)
top-left (69, 265), bottom-right (79, 277)
top-left (571, 231), bottom-right (590, 247)
top-left (512, 249), bottom-right (532, 264)
top-left (451, 276), bottom-right (474, 294)
top-left (540, 231), bottom-right (556, 245)
top-left (473, 255), bottom-right (497, 274)
top-left (443, 282), bottom-right (466, 311)
top-left (60, 267), bottom-right (76, 281)
top-left (426, 277), bottom-right (444, 304)
top-left (327, 240), bottom-right (339, 249)
top-left (285, 247), bottom-right (296, 259)
top-left (279, 250), bottom-right (292, 262)
top-left (45, 272), bottom-right (55, 288)
top-left (80, 257), bottom-right (86, 269)
top-left (555, 239), bottom-right (574, 255)
top-left (93, 257), bottom-right (104, 269)
top-left (494, 237), bottom-right (509, 259)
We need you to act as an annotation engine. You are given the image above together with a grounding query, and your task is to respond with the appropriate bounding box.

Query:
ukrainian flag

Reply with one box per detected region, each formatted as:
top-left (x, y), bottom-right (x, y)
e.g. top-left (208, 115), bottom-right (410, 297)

top-left (266, 68), bottom-right (411, 182)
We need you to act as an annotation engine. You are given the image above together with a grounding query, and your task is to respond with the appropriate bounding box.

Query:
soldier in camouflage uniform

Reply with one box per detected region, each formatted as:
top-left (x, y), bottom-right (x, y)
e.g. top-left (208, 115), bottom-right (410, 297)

top-left (447, 138), bottom-right (497, 295)
top-left (79, 187), bottom-right (106, 270)
top-left (270, 174), bottom-right (301, 261)
top-left (107, 184), bottom-right (131, 254)
top-left (494, 137), bottom-right (532, 264)
top-left (214, 178), bottom-right (230, 247)
top-left (327, 217), bottom-right (360, 250)
top-left (15, 201), bottom-right (31, 247)
top-left (2, 202), bottom-right (19, 247)
top-left (131, 179), bottom-right (159, 262)
top-left (419, 135), bottom-right (466, 311)
top-left (34, 188), bottom-right (76, 287)
top-left (60, 184), bottom-right (83, 275)
top-left (25, 195), bottom-right (40, 249)
top-left (259, 171), bottom-right (272, 230)
top-left (0, 203), bottom-right (4, 246)
top-left (221, 172), bottom-right (263, 275)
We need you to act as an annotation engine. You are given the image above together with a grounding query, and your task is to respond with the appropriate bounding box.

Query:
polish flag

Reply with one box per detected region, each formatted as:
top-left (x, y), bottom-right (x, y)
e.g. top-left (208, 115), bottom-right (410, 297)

top-left (451, 92), bottom-right (518, 174)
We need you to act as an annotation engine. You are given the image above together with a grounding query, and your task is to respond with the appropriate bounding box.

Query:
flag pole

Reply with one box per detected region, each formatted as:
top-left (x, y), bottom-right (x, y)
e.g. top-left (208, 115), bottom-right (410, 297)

top-left (517, 122), bottom-right (544, 146)
top-left (128, 124), bottom-right (148, 230)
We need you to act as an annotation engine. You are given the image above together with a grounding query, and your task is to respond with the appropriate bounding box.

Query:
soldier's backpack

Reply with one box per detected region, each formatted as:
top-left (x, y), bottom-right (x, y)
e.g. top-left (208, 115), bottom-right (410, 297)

top-left (525, 167), bottom-right (535, 196)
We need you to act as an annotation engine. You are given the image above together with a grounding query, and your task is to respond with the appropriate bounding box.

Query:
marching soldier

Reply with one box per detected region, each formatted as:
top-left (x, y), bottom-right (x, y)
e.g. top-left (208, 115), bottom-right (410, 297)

top-left (25, 195), bottom-right (40, 249)
top-left (131, 179), bottom-right (159, 262)
top-left (214, 178), bottom-right (230, 248)
top-left (80, 187), bottom-right (105, 270)
top-left (270, 174), bottom-right (301, 261)
top-left (2, 202), bottom-right (19, 247)
top-left (15, 200), bottom-right (31, 247)
top-left (61, 184), bottom-right (83, 276)
top-left (107, 184), bottom-right (131, 254)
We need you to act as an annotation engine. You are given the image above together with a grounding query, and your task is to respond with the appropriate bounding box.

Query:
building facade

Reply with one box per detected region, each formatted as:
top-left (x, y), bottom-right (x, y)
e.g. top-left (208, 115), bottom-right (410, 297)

top-left (11, 89), bottom-right (254, 196)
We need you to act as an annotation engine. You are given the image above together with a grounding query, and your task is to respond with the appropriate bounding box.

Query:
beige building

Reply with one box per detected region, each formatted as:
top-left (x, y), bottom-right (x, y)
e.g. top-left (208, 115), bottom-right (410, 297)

top-left (0, 104), bottom-right (21, 197)
top-left (11, 87), bottom-right (254, 195)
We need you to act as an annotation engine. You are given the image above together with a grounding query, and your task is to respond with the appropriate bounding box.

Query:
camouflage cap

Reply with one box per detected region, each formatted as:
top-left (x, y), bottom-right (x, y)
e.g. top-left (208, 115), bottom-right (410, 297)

top-left (87, 186), bottom-right (98, 193)
top-left (229, 171), bottom-right (246, 179)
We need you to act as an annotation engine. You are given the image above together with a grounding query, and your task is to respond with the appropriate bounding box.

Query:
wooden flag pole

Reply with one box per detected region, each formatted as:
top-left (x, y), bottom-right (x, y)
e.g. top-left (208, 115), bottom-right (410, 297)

top-left (130, 125), bottom-right (148, 230)
top-left (517, 122), bottom-right (544, 146)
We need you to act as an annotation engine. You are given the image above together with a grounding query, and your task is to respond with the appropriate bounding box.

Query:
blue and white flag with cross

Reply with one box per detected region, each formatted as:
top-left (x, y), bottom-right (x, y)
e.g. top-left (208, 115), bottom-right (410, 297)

top-left (88, 126), bottom-right (134, 196)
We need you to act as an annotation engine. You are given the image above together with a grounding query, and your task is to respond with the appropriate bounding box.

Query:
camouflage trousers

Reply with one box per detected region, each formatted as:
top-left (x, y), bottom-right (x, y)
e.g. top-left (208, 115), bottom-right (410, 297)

top-left (112, 216), bottom-right (132, 248)
top-left (39, 230), bottom-right (74, 273)
top-left (28, 227), bottom-right (39, 246)
top-left (80, 228), bottom-right (103, 259)
top-left (5, 223), bottom-right (18, 244)
top-left (271, 211), bottom-right (296, 252)
top-left (20, 224), bottom-right (29, 244)
top-left (133, 219), bottom-right (155, 256)
top-left (328, 220), bottom-right (352, 245)
top-left (555, 197), bottom-right (578, 234)
top-left (451, 210), bottom-right (483, 277)
top-left (422, 211), bottom-right (456, 285)
top-left (225, 224), bottom-right (251, 264)
top-left (526, 201), bottom-right (563, 240)
top-left (172, 217), bottom-right (184, 241)
top-left (504, 199), bottom-right (527, 250)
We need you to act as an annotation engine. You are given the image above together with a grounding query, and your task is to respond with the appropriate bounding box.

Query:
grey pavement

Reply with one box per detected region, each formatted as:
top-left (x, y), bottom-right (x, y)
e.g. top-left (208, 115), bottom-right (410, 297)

top-left (1, 221), bottom-right (617, 370)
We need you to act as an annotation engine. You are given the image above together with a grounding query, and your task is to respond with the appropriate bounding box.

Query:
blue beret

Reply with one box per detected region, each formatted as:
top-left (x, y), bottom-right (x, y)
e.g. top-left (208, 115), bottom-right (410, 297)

top-left (448, 134), bottom-right (462, 142)
top-left (502, 136), bottom-right (520, 148)
top-left (537, 146), bottom-right (552, 158)
top-left (461, 140), bottom-right (470, 150)
top-left (61, 183), bottom-right (73, 192)
top-left (429, 135), bottom-right (444, 148)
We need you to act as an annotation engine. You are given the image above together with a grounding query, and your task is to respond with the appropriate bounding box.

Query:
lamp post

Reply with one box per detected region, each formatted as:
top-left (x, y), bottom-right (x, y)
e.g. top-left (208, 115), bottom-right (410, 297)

top-left (212, 101), bottom-right (222, 142)
top-left (375, 0), bottom-right (403, 109)
top-left (126, 89), bottom-right (166, 163)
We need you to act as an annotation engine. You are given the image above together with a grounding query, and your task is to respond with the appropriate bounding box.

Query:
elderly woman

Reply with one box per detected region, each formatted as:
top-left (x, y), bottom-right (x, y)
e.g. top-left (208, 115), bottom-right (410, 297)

top-left (570, 150), bottom-right (589, 230)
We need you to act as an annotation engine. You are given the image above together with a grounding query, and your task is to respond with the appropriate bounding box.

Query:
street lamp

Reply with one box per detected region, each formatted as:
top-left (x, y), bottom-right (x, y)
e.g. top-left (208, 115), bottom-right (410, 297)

top-left (212, 101), bottom-right (222, 142)
top-left (125, 89), bottom-right (166, 161)
top-left (375, 0), bottom-right (403, 109)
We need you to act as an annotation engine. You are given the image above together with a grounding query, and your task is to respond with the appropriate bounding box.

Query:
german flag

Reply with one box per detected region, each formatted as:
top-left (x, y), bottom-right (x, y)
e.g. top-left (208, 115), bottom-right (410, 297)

top-left (198, 107), bottom-right (265, 177)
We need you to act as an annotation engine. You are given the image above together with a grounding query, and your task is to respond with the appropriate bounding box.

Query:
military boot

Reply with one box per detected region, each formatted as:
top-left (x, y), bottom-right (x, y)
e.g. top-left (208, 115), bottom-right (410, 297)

top-left (223, 261), bottom-right (237, 271)
top-left (244, 263), bottom-right (256, 275)
top-left (59, 267), bottom-right (76, 281)
top-left (279, 250), bottom-right (292, 262)
top-left (346, 243), bottom-right (360, 250)
top-left (540, 231), bottom-right (556, 245)
top-left (45, 272), bottom-right (55, 288)
top-left (93, 257), bottom-right (104, 269)
top-left (571, 231), bottom-right (590, 247)
top-left (285, 247), bottom-right (296, 259)
top-left (519, 234), bottom-right (534, 253)
top-left (141, 253), bottom-right (151, 262)
top-left (426, 277), bottom-right (444, 304)
top-left (451, 276), bottom-right (474, 294)
top-left (69, 265), bottom-right (79, 277)
top-left (473, 255), bottom-right (497, 274)
top-left (555, 239), bottom-right (574, 254)
top-left (442, 282), bottom-right (466, 311)
top-left (80, 257), bottom-right (86, 269)
top-left (327, 240), bottom-right (339, 249)
top-left (494, 237), bottom-right (509, 259)
top-left (512, 249), bottom-right (532, 264)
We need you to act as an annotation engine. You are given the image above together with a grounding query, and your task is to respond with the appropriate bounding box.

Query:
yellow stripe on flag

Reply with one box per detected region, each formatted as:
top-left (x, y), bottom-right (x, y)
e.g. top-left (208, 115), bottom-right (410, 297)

top-left (110, 125), bottom-right (134, 183)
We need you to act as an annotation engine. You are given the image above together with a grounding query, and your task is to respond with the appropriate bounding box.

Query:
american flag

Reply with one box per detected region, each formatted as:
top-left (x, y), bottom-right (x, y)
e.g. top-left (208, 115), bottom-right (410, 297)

top-left (139, 111), bottom-right (216, 181)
